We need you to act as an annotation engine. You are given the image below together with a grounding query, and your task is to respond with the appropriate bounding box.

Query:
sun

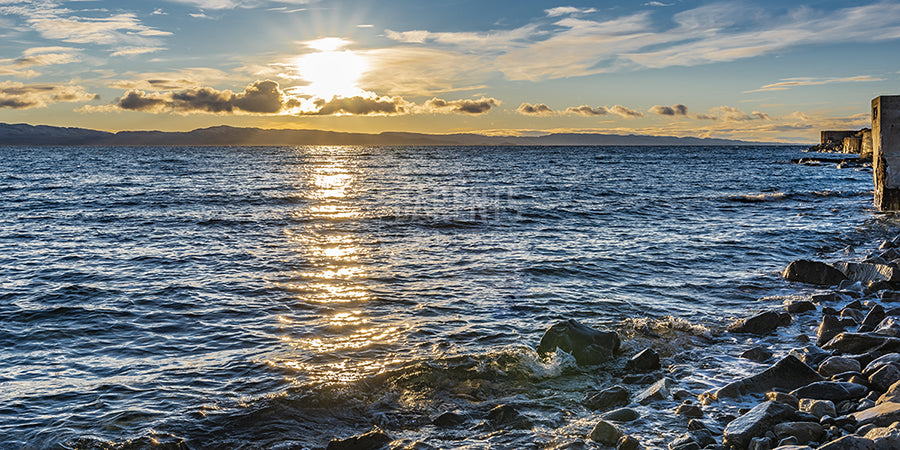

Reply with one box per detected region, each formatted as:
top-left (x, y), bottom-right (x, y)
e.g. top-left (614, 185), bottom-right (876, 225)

top-left (293, 38), bottom-right (369, 100)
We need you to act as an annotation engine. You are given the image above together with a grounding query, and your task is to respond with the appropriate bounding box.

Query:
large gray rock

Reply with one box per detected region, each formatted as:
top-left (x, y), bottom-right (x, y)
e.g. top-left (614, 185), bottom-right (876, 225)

top-left (818, 356), bottom-right (861, 378)
top-left (537, 319), bottom-right (620, 365)
top-left (822, 332), bottom-right (897, 354)
top-left (790, 381), bottom-right (868, 402)
top-left (723, 401), bottom-right (796, 449)
top-left (833, 261), bottom-right (900, 284)
top-left (590, 419), bottom-right (622, 445)
top-left (728, 311), bottom-right (792, 335)
top-left (869, 364), bottom-right (900, 392)
top-left (864, 353), bottom-right (900, 377)
top-left (715, 355), bottom-right (824, 399)
top-left (853, 402), bottom-right (900, 427)
top-left (783, 260), bottom-right (848, 286)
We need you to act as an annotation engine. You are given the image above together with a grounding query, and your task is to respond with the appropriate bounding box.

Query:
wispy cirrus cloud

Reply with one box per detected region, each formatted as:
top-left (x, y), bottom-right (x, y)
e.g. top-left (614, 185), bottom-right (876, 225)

top-left (746, 75), bottom-right (884, 92)
top-left (0, 46), bottom-right (81, 78)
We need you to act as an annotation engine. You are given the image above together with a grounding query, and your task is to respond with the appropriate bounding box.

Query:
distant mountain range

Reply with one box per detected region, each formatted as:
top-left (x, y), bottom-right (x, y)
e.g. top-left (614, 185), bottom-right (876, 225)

top-left (0, 122), bottom-right (794, 146)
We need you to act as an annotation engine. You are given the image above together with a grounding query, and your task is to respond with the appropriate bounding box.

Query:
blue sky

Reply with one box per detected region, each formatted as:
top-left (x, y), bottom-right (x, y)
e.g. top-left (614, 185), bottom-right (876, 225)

top-left (1, 0), bottom-right (899, 142)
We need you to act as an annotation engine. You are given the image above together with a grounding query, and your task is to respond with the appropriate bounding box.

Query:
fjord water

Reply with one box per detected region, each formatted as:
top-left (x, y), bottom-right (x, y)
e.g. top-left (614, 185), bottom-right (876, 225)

top-left (0, 145), bottom-right (882, 448)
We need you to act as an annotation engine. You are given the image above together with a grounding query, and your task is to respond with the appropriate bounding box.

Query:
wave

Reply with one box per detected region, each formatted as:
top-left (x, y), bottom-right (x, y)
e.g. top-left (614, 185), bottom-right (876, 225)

top-left (724, 190), bottom-right (864, 203)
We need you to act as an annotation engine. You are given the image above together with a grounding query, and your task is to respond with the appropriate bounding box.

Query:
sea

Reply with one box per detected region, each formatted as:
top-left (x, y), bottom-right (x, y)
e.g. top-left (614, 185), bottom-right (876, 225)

top-left (0, 145), bottom-right (893, 449)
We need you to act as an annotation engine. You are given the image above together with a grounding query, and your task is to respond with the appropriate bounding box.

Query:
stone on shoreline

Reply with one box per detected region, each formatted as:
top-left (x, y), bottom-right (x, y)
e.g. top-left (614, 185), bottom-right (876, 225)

top-left (816, 435), bottom-right (875, 450)
top-left (728, 311), bottom-right (792, 335)
top-left (832, 261), bottom-right (900, 285)
top-left (822, 332), bottom-right (898, 355)
top-left (783, 260), bottom-right (848, 286)
top-left (537, 319), bottom-right (620, 365)
top-left (715, 355), bottom-right (824, 399)
top-left (325, 428), bottom-right (392, 450)
top-left (853, 402), bottom-right (900, 427)
top-left (877, 380), bottom-right (900, 404)
top-left (773, 422), bottom-right (825, 445)
top-left (786, 300), bottom-right (817, 314)
top-left (723, 401), bottom-right (796, 449)
top-left (790, 381), bottom-right (868, 402)
top-left (635, 377), bottom-right (674, 405)
top-left (590, 419), bottom-right (622, 445)
top-left (869, 364), bottom-right (900, 392)
top-left (789, 346), bottom-right (831, 366)
top-left (626, 348), bottom-right (661, 372)
top-left (799, 398), bottom-right (836, 418)
top-left (818, 356), bottom-right (862, 378)
top-left (858, 305), bottom-right (886, 333)
top-left (485, 404), bottom-right (532, 429)
top-left (583, 385), bottom-right (630, 411)
top-left (603, 407), bottom-right (640, 422)
top-left (817, 315), bottom-right (845, 347)
top-left (741, 347), bottom-right (774, 362)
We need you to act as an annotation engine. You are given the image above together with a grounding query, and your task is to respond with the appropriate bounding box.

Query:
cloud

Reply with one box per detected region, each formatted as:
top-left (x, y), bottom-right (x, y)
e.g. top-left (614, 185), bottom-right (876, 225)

top-left (746, 75), bottom-right (884, 92)
top-left (110, 68), bottom-right (232, 90)
top-left (545, 7), bottom-right (597, 17)
top-left (102, 80), bottom-right (297, 114)
top-left (650, 104), bottom-right (688, 116)
top-left (111, 47), bottom-right (166, 57)
top-left (0, 4), bottom-right (171, 49)
top-left (0, 81), bottom-right (97, 109)
top-left (565, 105), bottom-right (609, 116)
top-left (422, 97), bottom-right (500, 114)
top-left (0, 46), bottom-right (81, 78)
top-left (309, 95), bottom-right (410, 116)
top-left (609, 105), bottom-right (643, 118)
top-left (517, 102), bottom-right (555, 116)
top-left (164, 0), bottom-right (317, 10)
top-left (697, 106), bottom-right (771, 121)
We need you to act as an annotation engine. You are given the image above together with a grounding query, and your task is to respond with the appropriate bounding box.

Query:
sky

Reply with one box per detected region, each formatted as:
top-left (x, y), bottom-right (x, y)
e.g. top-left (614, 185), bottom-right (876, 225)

top-left (1, 0), bottom-right (899, 142)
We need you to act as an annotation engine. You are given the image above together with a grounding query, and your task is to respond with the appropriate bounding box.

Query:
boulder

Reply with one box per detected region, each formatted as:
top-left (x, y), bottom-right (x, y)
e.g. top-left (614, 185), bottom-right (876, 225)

top-left (617, 435), bottom-right (640, 450)
top-left (817, 315), bottom-right (845, 347)
top-left (870, 364), bottom-right (900, 391)
top-left (766, 391), bottom-right (799, 409)
top-left (432, 411), bottom-right (466, 427)
top-left (853, 402), bottom-right (900, 427)
top-left (728, 311), bottom-right (792, 335)
top-left (675, 401), bottom-right (703, 418)
top-left (326, 428), bottom-right (392, 450)
top-left (603, 407), bottom-right (640, 422)
top-left (635, 377), bottom-right (674, 405)
top-left (817, 435), bottom-right (875, 450)
top-left (590, 419), bottom-right (622, 445)
top-left (723, 401), bottom-right (797, 449)
top-left (485, 404), bottom-right (532, 429)
top-left (822, 333), bottom-right (896, 354)
top-left (537, 319), bottom-right (620, 365)
top-left (875, 318), bottom-right (900, 337)
top-left (786, 300), bottom-right (817, 314)
top-left (783, 260), bottom-right (848, 286)
top-left (715, 355), bottom-right (824, 399)
top-left (789, 346), bottom-right (831, 366)
top-left (877, 380), bottom-right (900, 405)
top-left (773, 422), bottom-right (825, 445)
top-left (833, 261), bottom-right (900, 284)
top-left (859, 305), bottom-right (887, 333)
top-left (790, 381), bottom-right (868, 402)
top-left (798, 399), bottom-right (836, 418)
top-left (864, 354), bottom-right (900, 377)
top-left (818, 356), bottom-right (862, 378)
top-left (583, 385), bottom-right (630, 411)
top-left (742, 347), bottom-right (774, 362)
top-left (880, 291), bottom-right (900, 302)
top-left (626, 348), bottom-right (661, 372)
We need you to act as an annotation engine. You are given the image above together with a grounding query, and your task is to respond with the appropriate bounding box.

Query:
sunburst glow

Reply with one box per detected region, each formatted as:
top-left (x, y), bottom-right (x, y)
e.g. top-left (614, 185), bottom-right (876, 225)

top-left (293, 38), bottom-right (370, 100)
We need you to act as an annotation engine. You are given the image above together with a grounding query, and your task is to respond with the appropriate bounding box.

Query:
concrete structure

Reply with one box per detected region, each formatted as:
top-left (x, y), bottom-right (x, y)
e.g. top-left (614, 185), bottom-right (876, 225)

top-left (860, 129), bottom-right (873, 159)
top-left (873, 96), bottom-right (900, 211)
top-left (843, 137), bottom-right (862, 154)
top-left (822, 130), bottom-right (857, 144)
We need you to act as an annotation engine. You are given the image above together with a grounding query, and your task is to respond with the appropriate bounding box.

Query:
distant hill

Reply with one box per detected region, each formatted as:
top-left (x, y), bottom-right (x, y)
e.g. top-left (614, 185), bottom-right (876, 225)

top-left (0, 122), bottom-right (791, 146)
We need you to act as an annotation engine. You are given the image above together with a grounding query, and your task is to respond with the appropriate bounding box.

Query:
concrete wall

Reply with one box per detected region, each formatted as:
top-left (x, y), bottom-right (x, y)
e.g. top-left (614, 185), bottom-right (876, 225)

top-left (822, 130), bottom-right (857, 144)
top-left (860, 129), bottom-right (873, 159)
top-left (844, 137), bottom-right (862, 153)
top-left (873, 96), bottom-right (900, 210)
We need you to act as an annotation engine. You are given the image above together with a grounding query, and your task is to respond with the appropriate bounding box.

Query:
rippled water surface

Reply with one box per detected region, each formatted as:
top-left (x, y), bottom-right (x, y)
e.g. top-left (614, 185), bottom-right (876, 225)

top-left (0, 145), bottom-right (883, 448)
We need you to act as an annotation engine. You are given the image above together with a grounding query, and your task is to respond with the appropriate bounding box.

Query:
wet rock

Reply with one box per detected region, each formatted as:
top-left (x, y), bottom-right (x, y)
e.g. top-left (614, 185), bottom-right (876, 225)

top-left (859, 305), bottom-right (887, 333)
top-left (869, 280), bottom-right (894, 293)
top-left (833, 261), bottom-right (900, 285)
top-left (790, 381), bottom-right (868, 402)
top-left (626, 348), bottom-right (660, 372)
top-left (874, 318), bottom-right (900, 337)
top-left (864, 354), bottom-right (900, 377)
top-left (729, 311), bottom-right (792, 335)
top-left (817, 435), bottom-right (875, 450)
top-left (776, 437), bottom-right (799, 447)
top-left (822, 333), bottom-right (896, 355)
top-left (742, 347), bottom-right (774, 363)
top-left (773, 422), bottom-right (825, 445)
top-left (819, 356), bottom-right (862, 378)
top-left (673, 389), bottom-right (694, 401)
top-left (879, 291), bottom-right (900, 302)
top-left (877, 380), bottom-right (900, 404)
top-left (583, 385), bottom-right (629, 411)
top-left (812, 293), bottom-right (840, 303)
top-left (485, 404), bottom-right (532, 429)
top-left (869, 364), bottom-right (900, 392)
top-left (326, 428), bottom-right (393, 450)
top-left (862, 423), bottom-right (900, 447)
top-left (635, 377), bottom-right (674, 404)
top-left (602, 407), bottom-right (640, 422)
top-left (748, 437), bottom-right (772, 450)
top-left (818, 315), bottom-right (846, 347)
top-left (715, 355), bottom-right (824, 399)
top-left (799, 398), bottom-right (836, 418)
top-left (789, 346), bottom-right (831, 367)
top-left (675, 401), bottom-right (703, 418)
top-left (786, 300), bottom-right (817, 314)
top-left (766, 392), bottom-right (799, 409)
top-left (842, 308), bottom-right (865, 324)
top-left (783, 260), bottom-right (848, 286)
top-left (616, 435), bottom-right (640, 450)
top-left (589, 419), bottom-right (622, 446)
top-left (853, 402), bottom-right (900, 427)
top-left (773, 444), bottom-right (811, 450)
top-left (622, 374), bottom-right (656, 385)
top-left (723, 401), bottom-right (797, 449)
top-left (432, 411), bottom-right (466, 427)
top-left (537, 319), bottom-right (620, 365)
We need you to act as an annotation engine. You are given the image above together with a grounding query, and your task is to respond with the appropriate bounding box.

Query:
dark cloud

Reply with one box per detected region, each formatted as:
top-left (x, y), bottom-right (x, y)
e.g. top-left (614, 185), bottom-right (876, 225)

top-left (311, 96), bottom-right (409, 116)
top-left (113, 80), bottom-right (294, 114)
top-left (424, 97), bottom-right (500, 114)
top-left (0, 82), bottom-right (96, 109)
top-left (565, 105), bottom-right (608, 116)
top-left (609, 105), bottom-right (643, 118)
top-left (517, 102), bottom-right (554, 116)
top-left (650, 104), bottom-right (688, 116)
